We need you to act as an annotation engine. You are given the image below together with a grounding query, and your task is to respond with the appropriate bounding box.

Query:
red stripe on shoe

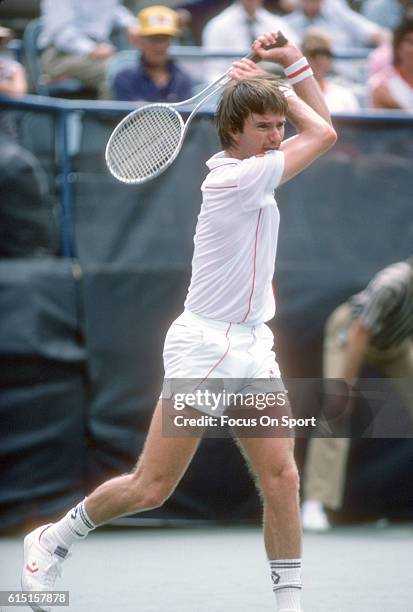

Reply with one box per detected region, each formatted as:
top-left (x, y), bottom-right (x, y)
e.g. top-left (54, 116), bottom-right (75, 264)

top-left (38, 524), bottom-right (52, 545)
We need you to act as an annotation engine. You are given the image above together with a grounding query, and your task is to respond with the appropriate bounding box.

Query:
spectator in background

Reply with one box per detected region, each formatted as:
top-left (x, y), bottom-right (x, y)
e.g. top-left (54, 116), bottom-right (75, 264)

top-left (0, 24), bottom-right (28, 139)
top-left (202, 0), bottom-right (297, 80)
top-left (0, 31), bottom-right (58, 257)
top-left (38, 0), bottom-right (136, 98)
top-left (0, 59), bottom-right (26, 96)
top-left (302, 257), bottom-right (413, 531)
top-left (302, 29), bottom-right (360, 111)
top-left (123, 1), bottom-right (196, 43)
top-left (284, 0), bottom-right (389, 49)
top-left (366, 5), bottom-right (413, 77)
top-left (0, 41), bottom-right (27, 99)
top-left (362, 0), bottom-right (413, 31)
top-left (112, 5), bottom-right (193, 102)
top-left (369, 19), bottom-right (413, 109)
top-left (125, 1), bottom-right (296, 46)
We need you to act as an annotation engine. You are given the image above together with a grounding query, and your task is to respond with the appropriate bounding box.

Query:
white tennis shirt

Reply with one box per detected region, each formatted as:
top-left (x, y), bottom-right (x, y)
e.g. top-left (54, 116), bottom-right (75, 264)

top-left (184, 149), bottom-right (285, 325)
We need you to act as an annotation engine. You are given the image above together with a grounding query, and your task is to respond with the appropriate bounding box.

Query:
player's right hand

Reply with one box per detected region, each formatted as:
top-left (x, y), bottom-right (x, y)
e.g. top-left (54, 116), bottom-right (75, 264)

top-left (229, 58), bottom-right (267, 81)
top-left (252, 32), bottom-right (302, 68)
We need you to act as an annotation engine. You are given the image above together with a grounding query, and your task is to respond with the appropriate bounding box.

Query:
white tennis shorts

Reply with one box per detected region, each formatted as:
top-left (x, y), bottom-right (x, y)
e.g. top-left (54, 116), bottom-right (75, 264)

top-left (162, 309), bottom-right (284, 415)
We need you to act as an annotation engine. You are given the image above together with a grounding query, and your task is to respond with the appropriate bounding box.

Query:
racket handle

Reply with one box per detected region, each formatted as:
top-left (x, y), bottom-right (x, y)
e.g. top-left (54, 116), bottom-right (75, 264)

top-left (246, 30), bottom-right (289, 64)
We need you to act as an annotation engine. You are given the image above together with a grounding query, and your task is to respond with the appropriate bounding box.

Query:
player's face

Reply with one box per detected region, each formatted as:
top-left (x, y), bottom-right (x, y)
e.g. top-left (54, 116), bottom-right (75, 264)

top-left (229, 112), bottom-right (286, 159)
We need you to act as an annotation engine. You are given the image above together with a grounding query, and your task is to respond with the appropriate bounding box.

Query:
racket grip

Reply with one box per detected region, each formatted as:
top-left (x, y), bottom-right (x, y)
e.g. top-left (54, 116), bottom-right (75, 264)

top-left (246, 30), bottom-right (289, 64)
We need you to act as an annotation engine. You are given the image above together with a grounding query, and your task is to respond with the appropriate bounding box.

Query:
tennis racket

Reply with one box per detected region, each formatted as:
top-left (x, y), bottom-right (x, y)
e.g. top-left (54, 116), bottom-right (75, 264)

top-left (105, 31), bottom-right (288, 184)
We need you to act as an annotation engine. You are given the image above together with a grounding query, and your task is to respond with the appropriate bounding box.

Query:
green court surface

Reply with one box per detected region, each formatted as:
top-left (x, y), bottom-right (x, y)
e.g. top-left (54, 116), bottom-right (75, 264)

top-left (1, 524), bottom-right (412, 611)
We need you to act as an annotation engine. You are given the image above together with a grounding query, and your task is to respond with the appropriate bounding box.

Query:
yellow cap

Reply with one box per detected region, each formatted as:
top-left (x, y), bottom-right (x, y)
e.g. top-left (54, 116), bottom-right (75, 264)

top-left (137, 5), bottom-right (180, 37)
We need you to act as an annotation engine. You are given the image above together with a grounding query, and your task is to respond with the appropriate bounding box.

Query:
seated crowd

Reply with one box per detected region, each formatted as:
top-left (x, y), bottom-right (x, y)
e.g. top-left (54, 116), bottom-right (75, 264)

top-left (0, 0), bottom-right (413, 111)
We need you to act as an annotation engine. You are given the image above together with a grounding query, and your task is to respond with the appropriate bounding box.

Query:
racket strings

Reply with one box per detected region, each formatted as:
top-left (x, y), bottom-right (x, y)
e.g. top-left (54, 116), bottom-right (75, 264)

top-left (109, 108), bottom-right (183, 182)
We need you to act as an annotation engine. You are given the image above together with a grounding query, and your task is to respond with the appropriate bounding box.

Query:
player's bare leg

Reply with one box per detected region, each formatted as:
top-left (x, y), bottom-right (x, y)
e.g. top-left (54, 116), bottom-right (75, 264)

top-left (235, 434), bottom-right (302, 611)
top-left (22, 400), bottom-right (203, 611)
top-left (85, 400), bottom-right (203, 524)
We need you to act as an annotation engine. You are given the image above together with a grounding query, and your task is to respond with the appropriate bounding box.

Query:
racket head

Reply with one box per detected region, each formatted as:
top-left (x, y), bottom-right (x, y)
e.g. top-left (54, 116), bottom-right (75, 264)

top-left (105, 104), bottom-right (185, 184)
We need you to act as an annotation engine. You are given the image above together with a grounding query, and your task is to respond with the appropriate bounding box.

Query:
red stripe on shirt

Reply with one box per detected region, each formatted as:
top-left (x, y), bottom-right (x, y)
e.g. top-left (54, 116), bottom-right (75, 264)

top-left (242, 209), bottom-right (262, 323)
top-left (197, 323), bottom-right (232, 385)
top-left (204, 185), bottom-right (238, 189)
top-left (272, 278), bottom-right (277, 304)
top-left (211, 163), bottom-right (238, 169)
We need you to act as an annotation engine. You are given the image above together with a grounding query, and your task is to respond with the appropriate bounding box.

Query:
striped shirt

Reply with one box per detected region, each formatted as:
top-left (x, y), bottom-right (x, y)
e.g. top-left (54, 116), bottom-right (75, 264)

top-left (350, 259), bottom-right (413, 350)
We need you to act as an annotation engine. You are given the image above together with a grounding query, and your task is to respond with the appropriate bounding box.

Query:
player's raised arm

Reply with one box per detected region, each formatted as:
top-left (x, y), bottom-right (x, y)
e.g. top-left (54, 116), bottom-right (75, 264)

top-left (251, 32), bottom-right (337, 184)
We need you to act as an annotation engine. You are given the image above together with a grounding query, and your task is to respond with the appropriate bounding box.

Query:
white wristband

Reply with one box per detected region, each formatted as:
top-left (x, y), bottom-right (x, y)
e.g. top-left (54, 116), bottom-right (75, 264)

top-left (284, 56), bottom-right (313, 85)
top-left (284, 57), bottom-right (307, 76)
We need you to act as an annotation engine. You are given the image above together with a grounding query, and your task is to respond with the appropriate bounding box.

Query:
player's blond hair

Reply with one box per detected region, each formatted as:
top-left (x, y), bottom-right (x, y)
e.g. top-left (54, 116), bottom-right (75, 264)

top-left (216, 76), bottom-right (288, 150)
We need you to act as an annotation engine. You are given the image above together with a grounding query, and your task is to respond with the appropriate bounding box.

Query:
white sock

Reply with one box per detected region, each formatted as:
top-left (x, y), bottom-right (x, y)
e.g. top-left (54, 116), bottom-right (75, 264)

top-left (41, 499), bottom-right (96, 553)
top-left (269, 558), bottom-right (302, 611)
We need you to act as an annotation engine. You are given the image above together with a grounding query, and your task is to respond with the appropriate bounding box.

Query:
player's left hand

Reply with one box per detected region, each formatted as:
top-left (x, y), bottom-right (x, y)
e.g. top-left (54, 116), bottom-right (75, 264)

top-left (229, 58), bottom-right (267, 80)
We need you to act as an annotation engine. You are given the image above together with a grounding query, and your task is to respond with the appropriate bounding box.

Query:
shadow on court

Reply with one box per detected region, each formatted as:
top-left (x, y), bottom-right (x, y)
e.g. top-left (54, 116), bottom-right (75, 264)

top-left (1, 524), bottom-right (412, 611)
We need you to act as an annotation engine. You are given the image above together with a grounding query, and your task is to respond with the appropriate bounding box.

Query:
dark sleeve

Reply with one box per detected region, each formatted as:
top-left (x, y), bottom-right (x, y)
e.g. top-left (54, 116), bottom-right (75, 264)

top-left (358, 286), bottom-right (397, 335)
top-left (358, 262), bottom-right (413, 334)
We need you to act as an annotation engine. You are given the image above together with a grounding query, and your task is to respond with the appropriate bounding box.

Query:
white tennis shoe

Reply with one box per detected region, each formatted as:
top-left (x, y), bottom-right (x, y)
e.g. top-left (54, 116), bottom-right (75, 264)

top-left (21, 525), bottom-right (70, 612)
top-left (301, 500), bottom-right (330, 532)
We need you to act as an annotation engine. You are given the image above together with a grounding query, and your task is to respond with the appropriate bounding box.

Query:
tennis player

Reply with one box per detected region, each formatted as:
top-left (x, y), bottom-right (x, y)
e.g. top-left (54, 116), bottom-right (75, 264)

top-left (22, 32), bottom-right (336, 612)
